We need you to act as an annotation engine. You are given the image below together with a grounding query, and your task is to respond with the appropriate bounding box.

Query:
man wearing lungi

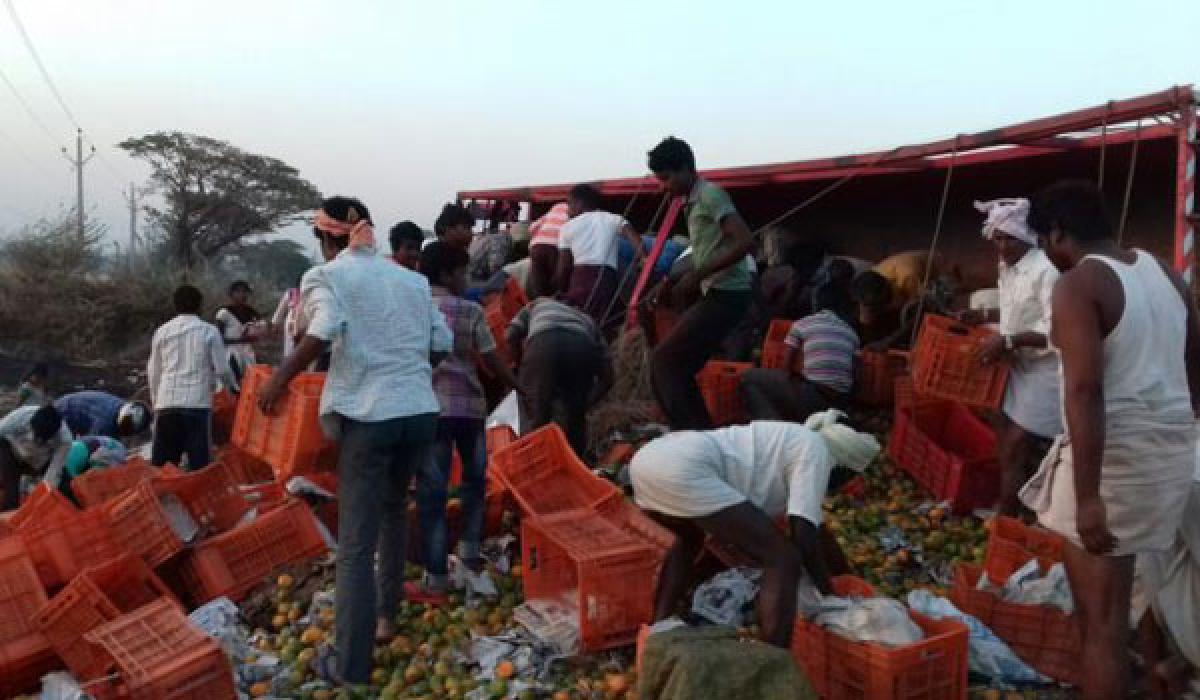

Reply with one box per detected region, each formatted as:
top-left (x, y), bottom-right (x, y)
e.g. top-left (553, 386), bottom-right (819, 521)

top-left (1022, 180), bottom-right (1200, 700)
top-left (967, 198), bottom-right (1063, 516)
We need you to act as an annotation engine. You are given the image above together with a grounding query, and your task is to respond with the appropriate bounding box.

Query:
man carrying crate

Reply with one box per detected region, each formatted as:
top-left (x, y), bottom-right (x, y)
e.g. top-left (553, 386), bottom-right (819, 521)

top-left (257, 196), bottom-right (452, 687)
top-left (1021, 180), bottom-right (1200, 700)
top-left (964, 197), bottom-right (1062, 516)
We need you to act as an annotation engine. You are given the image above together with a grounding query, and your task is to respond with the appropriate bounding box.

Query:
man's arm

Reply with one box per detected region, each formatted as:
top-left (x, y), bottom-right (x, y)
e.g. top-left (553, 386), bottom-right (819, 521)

top-left (790, 516), bottom-right (833, 594)
top-left (506, 307), bottom-right (531, 368)
top-left (621, 223), bottom-right (646, 265)
top-left (1052, 270), bottom-right (1114, 555)
top-left (146, 331), bottom-right (161, 407)
top-left (695, 212), bottom-right (755, 283)
top-left (210, 329), bottom-right (235, 391)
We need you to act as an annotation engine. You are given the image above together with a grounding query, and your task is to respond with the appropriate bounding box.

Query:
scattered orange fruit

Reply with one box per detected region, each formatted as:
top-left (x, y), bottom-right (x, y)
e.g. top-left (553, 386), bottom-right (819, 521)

top-left (249, 681), bottom-right (270, 697)
top-left (495, 660), bottom-right (516, 680)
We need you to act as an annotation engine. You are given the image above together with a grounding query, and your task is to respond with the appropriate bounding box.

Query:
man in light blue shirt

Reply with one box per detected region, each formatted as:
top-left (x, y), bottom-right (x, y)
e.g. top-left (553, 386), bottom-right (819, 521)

top-left (258, 195), bottom-right (451, 686)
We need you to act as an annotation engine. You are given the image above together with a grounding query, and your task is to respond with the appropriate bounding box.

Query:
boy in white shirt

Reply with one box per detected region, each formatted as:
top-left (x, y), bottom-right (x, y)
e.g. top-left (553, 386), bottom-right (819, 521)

top-left (555, 183), bottom-right (644, 329)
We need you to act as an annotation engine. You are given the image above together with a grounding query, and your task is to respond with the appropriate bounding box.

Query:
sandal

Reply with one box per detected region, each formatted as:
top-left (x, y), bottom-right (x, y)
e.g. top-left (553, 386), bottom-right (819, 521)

top-left (404, 580), bottom-right (449, 606)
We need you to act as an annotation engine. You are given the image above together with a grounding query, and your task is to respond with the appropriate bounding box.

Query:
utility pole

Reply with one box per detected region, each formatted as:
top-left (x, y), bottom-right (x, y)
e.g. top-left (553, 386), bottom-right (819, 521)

top-left (123, 182), bottom-right (140, 268)
top-left (61, 128), bottom-right (94, 240)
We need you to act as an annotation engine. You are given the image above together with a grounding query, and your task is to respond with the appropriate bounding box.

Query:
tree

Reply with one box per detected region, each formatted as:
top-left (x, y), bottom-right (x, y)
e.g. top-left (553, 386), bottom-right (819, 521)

top-left (119, 132), bottom-right (321, 269)
top-left (221, 238), bottom-right (316, 291)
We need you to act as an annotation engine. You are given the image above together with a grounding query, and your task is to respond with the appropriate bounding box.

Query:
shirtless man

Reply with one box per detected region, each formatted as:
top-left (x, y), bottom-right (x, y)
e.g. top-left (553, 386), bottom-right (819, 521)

top-left (1022, 180), bottom-right (1200, 700)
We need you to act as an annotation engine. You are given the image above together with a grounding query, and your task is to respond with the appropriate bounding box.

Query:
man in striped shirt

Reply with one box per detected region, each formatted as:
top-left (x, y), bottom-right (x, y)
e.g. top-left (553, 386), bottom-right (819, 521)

top-left (527, 201), bottom-right (569, 299)
top-left (739, 286), bottom-right (860, 422)
top-left (147, 285), bottom-right (234, 470)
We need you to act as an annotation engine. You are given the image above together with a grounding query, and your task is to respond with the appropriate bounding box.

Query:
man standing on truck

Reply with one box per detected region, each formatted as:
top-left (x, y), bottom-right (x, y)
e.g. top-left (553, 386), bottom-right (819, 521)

top-left (1021, 180), bottom-right (1200, 700)
top-left (556, 183), bottom-right (645, 329)
top-left (963, 198), bottom-right (1062, 516)
top-left (647, 137), bottom-right (755, 429)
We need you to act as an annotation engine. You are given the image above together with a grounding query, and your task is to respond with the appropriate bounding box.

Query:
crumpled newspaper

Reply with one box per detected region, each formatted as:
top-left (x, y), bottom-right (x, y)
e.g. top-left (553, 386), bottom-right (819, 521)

top-left (512, 597), bottom-right (580, 656)
top-left (813, 595), bottom-right (924, 647)
top-left (691, 567), bottom-right (761, 627)
top-left (977, 559), bottom-right (1074, 613)
top-left (907, 589), bottom-right (1048, 684)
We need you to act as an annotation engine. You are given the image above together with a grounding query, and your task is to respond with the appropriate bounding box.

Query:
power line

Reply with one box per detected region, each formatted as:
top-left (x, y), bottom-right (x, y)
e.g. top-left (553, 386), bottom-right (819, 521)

top-left (0, 62), bottom-right (61, 147)
top-left (4, 0), bottom-right (79, 129)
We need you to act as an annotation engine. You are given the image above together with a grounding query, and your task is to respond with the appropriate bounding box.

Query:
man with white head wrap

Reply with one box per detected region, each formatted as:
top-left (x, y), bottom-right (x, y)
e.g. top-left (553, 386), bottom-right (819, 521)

top-left (628, 410), bottom-right (880, 648)
top-left (966, 198), bottom-right (1063, 516)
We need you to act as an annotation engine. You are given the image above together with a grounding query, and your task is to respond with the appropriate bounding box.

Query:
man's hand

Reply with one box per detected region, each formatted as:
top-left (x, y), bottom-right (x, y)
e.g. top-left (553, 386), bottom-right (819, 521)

top-left (672, 270), bottom-right (702, 306)
top-left (976, 335), bottom-right (1006, 365)
top-left (256, 374), bottom-right (289, 415)
top-left (1077, 496), bottom-right (1117, 555)
top-left (954, 309), bottom-right (986, 326)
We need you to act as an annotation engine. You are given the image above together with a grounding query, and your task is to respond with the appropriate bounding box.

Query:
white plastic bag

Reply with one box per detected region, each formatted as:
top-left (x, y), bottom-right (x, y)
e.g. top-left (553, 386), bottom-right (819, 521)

top-left (907, 589), bottom-right (1047, 684)
top-left (39, 672), bottom-right (86, 700)
top-left (691, 567), bottom-right (761, 627)
top-left (487, 391), bottom-right (520, 433)
top-left (813, 596), bottom-right (923, 647)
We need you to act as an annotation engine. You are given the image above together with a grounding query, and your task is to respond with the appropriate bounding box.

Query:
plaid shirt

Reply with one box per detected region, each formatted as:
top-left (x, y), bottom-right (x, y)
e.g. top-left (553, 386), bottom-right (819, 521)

top-left (431, 287), bottom-right (496, 419)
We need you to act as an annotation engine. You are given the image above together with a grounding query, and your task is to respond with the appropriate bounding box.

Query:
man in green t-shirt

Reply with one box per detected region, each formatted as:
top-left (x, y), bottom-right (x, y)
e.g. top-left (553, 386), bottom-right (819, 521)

top-left (647, 137), bottom-right (755, 429)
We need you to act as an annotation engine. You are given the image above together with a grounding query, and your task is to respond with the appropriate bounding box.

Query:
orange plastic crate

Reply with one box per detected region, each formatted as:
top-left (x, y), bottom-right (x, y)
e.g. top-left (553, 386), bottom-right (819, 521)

top-left (0, 538), bottom-right (54, 697)
top-left (591, 495), bottom-right (675, 554)
top-left (211, 389), bottom-right (237, 445)
top-left (791, 575), bottom-right (968, 700)
top-left (521, 509), bottom-right (665, 651)
top-left (493, 276), bottom-right (529, 318)
top-left (490, 424), bottom-right (620, 518)
top-left (697, 361), bottom-right (753, 427)
top-left (983, 517), bottom-right (1066, 582)
top-left (760, 319), bottom-right (795, 370)
top-left (232, 366), bottom-right (336, 480)
top-left (889, 401), bottom-right (999, 515)
top-left (84, 599), bottom-right (236, 700)
top-left (105, 481), bottom-right (187, 568)
top-left (19, 506), bottom-right (124, 589)
top-left (164, 499), bottom-right (327, 605)
top-left (484, 302), bottom-right (516, 367)
top-left (911, 314), bottom-right (1009, 410)
top-left (71, 457), bottom-right (158, 508)
top-left (215, 446), bottom-right (276, 486)
top-left (950, 564), bottom-right (1079, 686)
top-left (152, 461), bottom-right (249, 534)
top-left (9, 482), bottom-right (77, 530)
top-left (855, 350), bottom-right (910, 406)
top-left (34, 553), bottom-right (175, 683)
top-left (487, 425), bottom-right (517, 454)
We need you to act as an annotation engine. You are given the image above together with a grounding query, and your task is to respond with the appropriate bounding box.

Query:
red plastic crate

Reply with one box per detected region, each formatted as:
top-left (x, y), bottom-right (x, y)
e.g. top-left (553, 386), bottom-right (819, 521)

top-left (490, 424), bottom-right (620, 518)
top-left (521, 509), bottom-right (665, 651)
top-left (212, 389), bottom-right (237, 445)
top-left (950, 564), bottom-right (1079, 685)
top-left (84, 598), bottom-right (236, 700)
top-left (9, 482), bottom-right (77, 530)
top-left (760, 319), bottom-right (795, 370)
top-left (215, 446), bottom-right (276, 486)
top-left (105, 481), bottom-right (187, 568)
top-left (164, 499), bottom-right (327, 605)
top-left (889, 401), bottom-right (1000, 515)
top-left (983, 517), bottom-right (1066, 582)
top-left (791, 576), bottom-right (968, 700)
top-left (19, 506), bottom-right (124, 589)
top-left (492, 276), bottom-right (529, 318)
top-left (487, 425), bottom-right (517, 455)
top-left (855, 350), bottom-right (910, 406)
top-left (35, 553), bottom-right (176, 683)
top-left (591, 495), bottom-right (675, 554)
top-left (911, 315), bottom-right (1009, 410)
top-left (0, 538), bottom-right (53, 696)
top-left (71, 457), bottom-right (158, 508)
top-left (484, 302), bottom-right (516, 367)
top-left (232, 366), bottom-right (336, 481)
top-left (697, 361), bottom-right (753, 427)
top-left (152, 461), bottom-right (249, 534)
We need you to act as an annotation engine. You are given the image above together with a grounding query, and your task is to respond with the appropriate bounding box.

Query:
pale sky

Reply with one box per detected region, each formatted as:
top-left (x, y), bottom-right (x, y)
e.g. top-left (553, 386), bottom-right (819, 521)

top-left (0, 0), bottom-right (1197, 255)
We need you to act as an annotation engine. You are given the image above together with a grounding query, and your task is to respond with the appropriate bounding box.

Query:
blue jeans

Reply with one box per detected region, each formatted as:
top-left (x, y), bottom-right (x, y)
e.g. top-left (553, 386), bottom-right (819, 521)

top-left (420, 417), bottom-right (487, 578)
top-left (334, 412), bottom-right (436, 684)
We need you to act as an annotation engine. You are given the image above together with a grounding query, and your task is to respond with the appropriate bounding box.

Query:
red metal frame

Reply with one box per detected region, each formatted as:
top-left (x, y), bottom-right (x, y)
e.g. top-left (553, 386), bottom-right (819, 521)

top-left (626, 197), bottom-right (684, 327)
top-left (460, 85), bottom-right (1199, 292)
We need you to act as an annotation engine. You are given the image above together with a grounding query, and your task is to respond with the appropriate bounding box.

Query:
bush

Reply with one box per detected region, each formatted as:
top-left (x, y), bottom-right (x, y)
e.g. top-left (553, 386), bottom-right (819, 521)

top-left (0, 216), bottom-right (291, 365)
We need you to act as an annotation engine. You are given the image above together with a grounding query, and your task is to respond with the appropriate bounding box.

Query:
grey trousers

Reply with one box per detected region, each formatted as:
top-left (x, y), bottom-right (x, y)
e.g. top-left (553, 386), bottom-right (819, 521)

top-left (334, 412), bottom-right (436, 684)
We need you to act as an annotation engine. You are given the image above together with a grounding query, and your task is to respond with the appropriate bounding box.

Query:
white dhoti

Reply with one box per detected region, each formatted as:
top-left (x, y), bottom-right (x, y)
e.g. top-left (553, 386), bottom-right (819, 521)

top-left (1002, 354), bottom-right (1063, 439)
top-left (1020, 410), bottom-right (1195, 556)
top-left (1134, 478), bottom-right (1200, 668)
